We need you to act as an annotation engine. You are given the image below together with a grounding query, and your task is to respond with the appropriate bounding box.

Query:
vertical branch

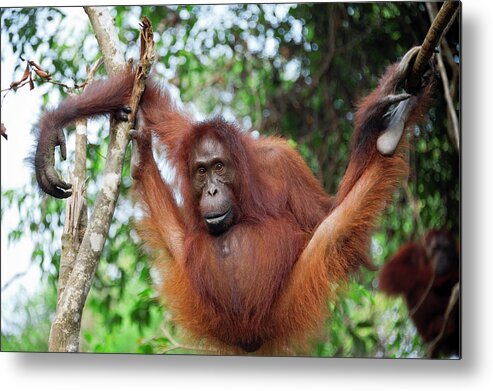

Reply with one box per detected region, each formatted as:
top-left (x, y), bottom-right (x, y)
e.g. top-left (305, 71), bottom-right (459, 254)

top-left (56, 60), bottom-right (102, 315)
top-left (84, 7), bottom-right (127, 74)
top-left (427, 282), bottom-right (460, 358)
top-left (406, 1), bottom-right (460, 92)
top-left (48, 8), bottom-right (155, 352)
top-left (425, 2), bottom-right (460, 152)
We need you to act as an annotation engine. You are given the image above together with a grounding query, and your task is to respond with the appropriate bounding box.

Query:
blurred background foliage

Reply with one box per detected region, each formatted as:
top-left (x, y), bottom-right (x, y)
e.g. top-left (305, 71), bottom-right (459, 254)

top-left (1, 2), bottom-right (459, 357)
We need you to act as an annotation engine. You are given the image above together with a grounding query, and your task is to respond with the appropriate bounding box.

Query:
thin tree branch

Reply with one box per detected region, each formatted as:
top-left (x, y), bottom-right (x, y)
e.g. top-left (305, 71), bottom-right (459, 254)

top-left (427, 282), bottom-right (460, 357)
top-left (409, 272), bottom-right (435, 317)
top-left (1, 270), bottom-right (29, 291)
top-left (436, 51), bottom-right (460, 151)
top-left (159, 326), bottom-right (220, 355)
top-left (425, 2), bottom-right (460, 152)
top-left (407, 1), bottom-right (460, 92)
top-left (48, 8), bottom-right (155, 352)
top-left (55, 59), bottom-right (102, 320)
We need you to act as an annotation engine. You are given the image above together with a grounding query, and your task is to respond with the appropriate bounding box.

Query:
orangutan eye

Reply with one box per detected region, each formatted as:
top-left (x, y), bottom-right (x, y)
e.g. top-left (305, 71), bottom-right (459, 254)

top-left (198, 167), bottom-right (206, 175)
top-left (215, 162), bottom-right (224, 172)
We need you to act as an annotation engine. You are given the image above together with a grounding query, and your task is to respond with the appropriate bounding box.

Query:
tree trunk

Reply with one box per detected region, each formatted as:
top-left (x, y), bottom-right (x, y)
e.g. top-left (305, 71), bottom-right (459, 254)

top-left (48, 7), bottom-right (155, 352)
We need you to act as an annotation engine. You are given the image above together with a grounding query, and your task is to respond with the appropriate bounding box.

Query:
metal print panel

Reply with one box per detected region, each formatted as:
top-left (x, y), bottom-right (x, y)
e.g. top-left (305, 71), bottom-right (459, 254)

top-left (0, 1), bottom-right (460, 358)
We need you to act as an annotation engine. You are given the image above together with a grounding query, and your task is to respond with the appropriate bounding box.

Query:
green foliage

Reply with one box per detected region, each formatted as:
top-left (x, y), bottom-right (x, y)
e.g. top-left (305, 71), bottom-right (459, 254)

top-left (81, 276), bottom-right (164, 353)
top-left (1, 3), bottom-right (459, 357)
top-left (312, 282), bottom-right (425, 358)
top-left (1, 286), bottom-right (56, 352)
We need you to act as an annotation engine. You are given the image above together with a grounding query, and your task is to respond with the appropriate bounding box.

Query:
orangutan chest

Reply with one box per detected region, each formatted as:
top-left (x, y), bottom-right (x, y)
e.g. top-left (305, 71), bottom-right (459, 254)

top-left (213, 231), bottom-right (258, 292)
top-left (185, 220), bottom-right (306, 314)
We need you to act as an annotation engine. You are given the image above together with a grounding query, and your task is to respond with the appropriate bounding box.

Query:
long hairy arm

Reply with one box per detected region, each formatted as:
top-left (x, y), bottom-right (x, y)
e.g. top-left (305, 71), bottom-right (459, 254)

top-left (33, 68), bottom-right (177, 198)
top-left (273, 47), bottom-right (433, 348)
top-left (34, 70), bottom-right (135, 198)
top-left (130, 126), bottom-right (186, 262)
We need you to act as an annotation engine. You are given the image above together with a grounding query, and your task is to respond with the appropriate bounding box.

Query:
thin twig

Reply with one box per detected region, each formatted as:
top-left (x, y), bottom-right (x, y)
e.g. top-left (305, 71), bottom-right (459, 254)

top-left (427, 282), bottom-right (460, 357)
top-left (409, 272), bottom-right (435, 317)
top-left (436, 51), bottom-right (460, 151)
top-left (1, 270), bottom-right (29, 291)
top-left (55, 58), bottom-right (102, 319)
top-left (160, 344), bottom-right (219, 355)
top-left (159, 326), bottom-right (219, 355)
top-left (1, 74), bottom-right (94, 94)
top-left (425, 2), bottom-right (460, 152)
top-left (407, 1), bottom-right (460, 91)
top-left (126, 17), bottom-right (155, 127)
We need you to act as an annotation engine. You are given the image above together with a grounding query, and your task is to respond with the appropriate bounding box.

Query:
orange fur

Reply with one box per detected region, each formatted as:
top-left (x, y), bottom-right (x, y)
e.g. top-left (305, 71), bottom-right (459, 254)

top-left (130, 58), bottom-right (432, 354)
top-left (34, 52), bottom-right (433, 354)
